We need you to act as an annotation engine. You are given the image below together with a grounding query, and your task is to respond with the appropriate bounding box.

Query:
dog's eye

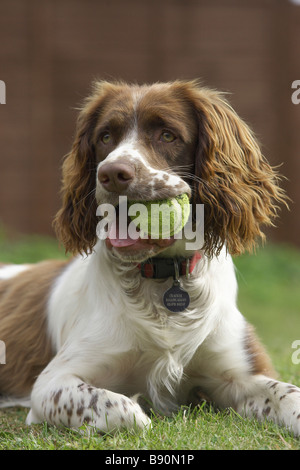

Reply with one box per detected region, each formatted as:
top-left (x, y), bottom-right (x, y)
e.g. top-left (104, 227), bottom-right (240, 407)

top-left (160, 131), bottom-right (176, 143)
top-left (101, 133), bottom-right (111, 144)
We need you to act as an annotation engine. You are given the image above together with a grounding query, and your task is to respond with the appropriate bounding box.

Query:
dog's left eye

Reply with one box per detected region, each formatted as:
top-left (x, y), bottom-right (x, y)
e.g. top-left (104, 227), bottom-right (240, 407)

top-left (101, 133), bottom-right (111, 144)
top-left (160, 131), bottom-right (176, 143)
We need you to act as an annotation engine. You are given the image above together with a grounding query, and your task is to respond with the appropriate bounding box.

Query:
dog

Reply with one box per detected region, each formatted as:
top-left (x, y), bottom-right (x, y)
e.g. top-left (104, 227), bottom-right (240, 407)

top-left (0, 80), bottom-right (299, 435)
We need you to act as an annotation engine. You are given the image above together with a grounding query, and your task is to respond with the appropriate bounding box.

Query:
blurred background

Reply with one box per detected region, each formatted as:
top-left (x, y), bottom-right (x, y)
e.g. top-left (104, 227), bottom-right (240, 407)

top-left (0, 0), bottom-right (299, 243)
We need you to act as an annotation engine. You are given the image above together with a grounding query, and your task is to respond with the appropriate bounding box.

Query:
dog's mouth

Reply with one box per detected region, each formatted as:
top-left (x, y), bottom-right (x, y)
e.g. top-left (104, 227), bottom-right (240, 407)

top-left (104, 204), bottom-right (176, 260)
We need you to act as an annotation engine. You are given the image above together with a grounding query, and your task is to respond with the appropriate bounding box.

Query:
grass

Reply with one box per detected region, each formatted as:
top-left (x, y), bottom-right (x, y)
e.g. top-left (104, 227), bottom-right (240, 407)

top-left (0, 404), bottom-right (298, 450)
top-left (0, 227), bottom-right (67, 264)
top-left (0, 229), bottom-right (300, 450)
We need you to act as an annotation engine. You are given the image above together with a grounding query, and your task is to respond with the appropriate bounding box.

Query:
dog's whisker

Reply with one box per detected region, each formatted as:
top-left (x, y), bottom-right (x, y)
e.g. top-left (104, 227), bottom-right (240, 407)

top-left (75, 189), bottom-right (96, 207)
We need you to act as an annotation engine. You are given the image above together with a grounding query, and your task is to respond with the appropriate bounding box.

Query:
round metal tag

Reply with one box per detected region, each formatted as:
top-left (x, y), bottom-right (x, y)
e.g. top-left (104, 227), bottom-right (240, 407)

top-left (163, 284), bottom-right (190, 313)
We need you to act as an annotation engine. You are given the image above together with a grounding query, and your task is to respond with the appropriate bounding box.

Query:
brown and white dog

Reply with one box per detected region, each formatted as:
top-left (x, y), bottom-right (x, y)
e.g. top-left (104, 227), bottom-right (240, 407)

top-left (1, 80), bottom-right (300, 435)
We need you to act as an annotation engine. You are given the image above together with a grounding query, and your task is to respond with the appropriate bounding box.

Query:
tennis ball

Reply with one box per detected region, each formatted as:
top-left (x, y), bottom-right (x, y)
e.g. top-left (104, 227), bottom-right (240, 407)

top-left (128, 193), bottom-right (190, 239)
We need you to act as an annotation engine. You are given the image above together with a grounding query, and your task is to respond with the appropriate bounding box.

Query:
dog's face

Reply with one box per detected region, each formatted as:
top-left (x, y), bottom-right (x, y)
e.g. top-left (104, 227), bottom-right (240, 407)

top-left (93, 83), bottom-right (199, 261)
top-left (54, 80), bottom-right (286, 261)
top-left (94, 82), bottom-right (197, 205)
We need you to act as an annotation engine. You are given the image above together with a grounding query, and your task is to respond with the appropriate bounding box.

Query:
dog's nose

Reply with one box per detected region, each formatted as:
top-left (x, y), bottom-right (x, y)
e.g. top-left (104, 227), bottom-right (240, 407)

top-left (98, 162), bottom-right (135, 193)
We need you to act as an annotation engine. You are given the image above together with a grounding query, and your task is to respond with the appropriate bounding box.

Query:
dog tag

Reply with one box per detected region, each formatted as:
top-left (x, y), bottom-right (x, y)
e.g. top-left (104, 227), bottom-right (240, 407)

top-left (163, 280), bottom-right (190, 313)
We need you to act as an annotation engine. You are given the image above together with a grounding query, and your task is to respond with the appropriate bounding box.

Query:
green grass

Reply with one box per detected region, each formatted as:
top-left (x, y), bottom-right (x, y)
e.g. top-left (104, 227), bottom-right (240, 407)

top-left (0, 230), bottom-right (300, 450)
top-left (0, 227), bottom-right (67, 263)
top-left (0, 404), bottom-right (299, 450)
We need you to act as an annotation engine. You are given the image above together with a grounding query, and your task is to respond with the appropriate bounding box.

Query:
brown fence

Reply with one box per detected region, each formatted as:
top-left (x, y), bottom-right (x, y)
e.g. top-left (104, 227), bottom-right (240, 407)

top-left (0, 0), bottom-right (299, 246)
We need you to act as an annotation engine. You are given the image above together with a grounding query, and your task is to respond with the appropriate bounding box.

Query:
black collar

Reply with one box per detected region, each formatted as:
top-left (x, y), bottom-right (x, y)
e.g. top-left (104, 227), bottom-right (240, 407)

top-left (137, 252), bottom-right (202, 279)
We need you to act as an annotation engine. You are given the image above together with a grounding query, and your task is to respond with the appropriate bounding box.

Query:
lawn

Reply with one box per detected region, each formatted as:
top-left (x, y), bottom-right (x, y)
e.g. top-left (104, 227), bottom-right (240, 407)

top-left (0, 229), bottom-right (299, 450)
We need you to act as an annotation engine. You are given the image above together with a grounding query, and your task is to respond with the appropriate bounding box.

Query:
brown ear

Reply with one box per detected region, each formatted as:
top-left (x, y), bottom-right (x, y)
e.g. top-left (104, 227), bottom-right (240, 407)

top-left (53, 82), bottom-right (109, 255)
top-left (184, 82), bottom-right (287, 256)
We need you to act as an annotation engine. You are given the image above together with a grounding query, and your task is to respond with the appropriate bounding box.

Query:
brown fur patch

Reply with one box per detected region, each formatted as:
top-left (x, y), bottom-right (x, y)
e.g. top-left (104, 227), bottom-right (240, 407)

top-left (0, 259), bottom-right (68, 397)
top-left (244, 323), bottom-right (276, 378)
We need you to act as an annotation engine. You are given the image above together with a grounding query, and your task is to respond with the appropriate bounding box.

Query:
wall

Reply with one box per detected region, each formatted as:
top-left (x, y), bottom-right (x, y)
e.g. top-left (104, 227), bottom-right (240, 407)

top-left (0, 0), bottom-right (299, 245)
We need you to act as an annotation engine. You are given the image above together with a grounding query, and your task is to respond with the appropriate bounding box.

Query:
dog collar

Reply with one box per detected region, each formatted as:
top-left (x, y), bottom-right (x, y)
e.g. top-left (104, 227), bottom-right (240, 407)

top-left (138, 252), bottom-right (202, 279)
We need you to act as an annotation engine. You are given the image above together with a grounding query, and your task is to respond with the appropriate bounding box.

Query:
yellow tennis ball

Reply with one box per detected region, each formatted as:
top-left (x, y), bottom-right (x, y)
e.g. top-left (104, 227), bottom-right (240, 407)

top-left (128, 193), bottom-right (190, 238)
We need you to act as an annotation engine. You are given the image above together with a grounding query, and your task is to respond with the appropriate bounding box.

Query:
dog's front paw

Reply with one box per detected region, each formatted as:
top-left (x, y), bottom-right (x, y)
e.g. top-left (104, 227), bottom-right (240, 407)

top-left (90, 392), bottom-right (152, 432)
top-left (273, 383), bottom-right (300, 436)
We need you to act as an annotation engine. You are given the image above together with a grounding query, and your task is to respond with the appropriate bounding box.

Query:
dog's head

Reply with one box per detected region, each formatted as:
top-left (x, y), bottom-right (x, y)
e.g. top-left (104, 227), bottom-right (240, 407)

top-left (54, 80), bottom-right (286, 261)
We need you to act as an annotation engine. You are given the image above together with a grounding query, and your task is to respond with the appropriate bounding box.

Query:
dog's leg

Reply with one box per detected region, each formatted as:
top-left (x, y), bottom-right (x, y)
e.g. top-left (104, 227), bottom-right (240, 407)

top-left (26, 372), bottom-right (151, 432)
top-left (189, 373), bottom-right (300, 435)
top-left (186, 322), bottom-right (300, 435)
top-left (235, 375), bottom-right (300, 435)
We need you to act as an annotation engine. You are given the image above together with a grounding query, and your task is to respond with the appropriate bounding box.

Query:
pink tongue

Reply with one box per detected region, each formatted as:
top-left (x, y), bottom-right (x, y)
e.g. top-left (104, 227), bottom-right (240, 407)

top-left (108, 218), bottom-right (140, 247)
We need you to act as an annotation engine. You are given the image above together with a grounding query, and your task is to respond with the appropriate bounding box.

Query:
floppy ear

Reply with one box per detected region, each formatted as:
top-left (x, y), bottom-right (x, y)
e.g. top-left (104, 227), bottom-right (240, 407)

top-left (53, 82), bottom-right (109, 255)
top-left (186, 83), bottom-right (287, 256)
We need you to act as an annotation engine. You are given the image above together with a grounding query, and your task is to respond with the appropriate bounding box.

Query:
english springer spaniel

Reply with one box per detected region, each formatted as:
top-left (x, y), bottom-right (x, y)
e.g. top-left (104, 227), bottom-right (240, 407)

top-left (1, 80), bottom-right (299, 435)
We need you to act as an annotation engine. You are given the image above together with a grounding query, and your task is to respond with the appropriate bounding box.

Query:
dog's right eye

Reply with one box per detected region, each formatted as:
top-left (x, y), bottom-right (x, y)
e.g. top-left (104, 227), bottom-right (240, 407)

top-left (101, 133), bottom-right (111, 144)
top-left (160, 131), bottom-right (176, 143)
